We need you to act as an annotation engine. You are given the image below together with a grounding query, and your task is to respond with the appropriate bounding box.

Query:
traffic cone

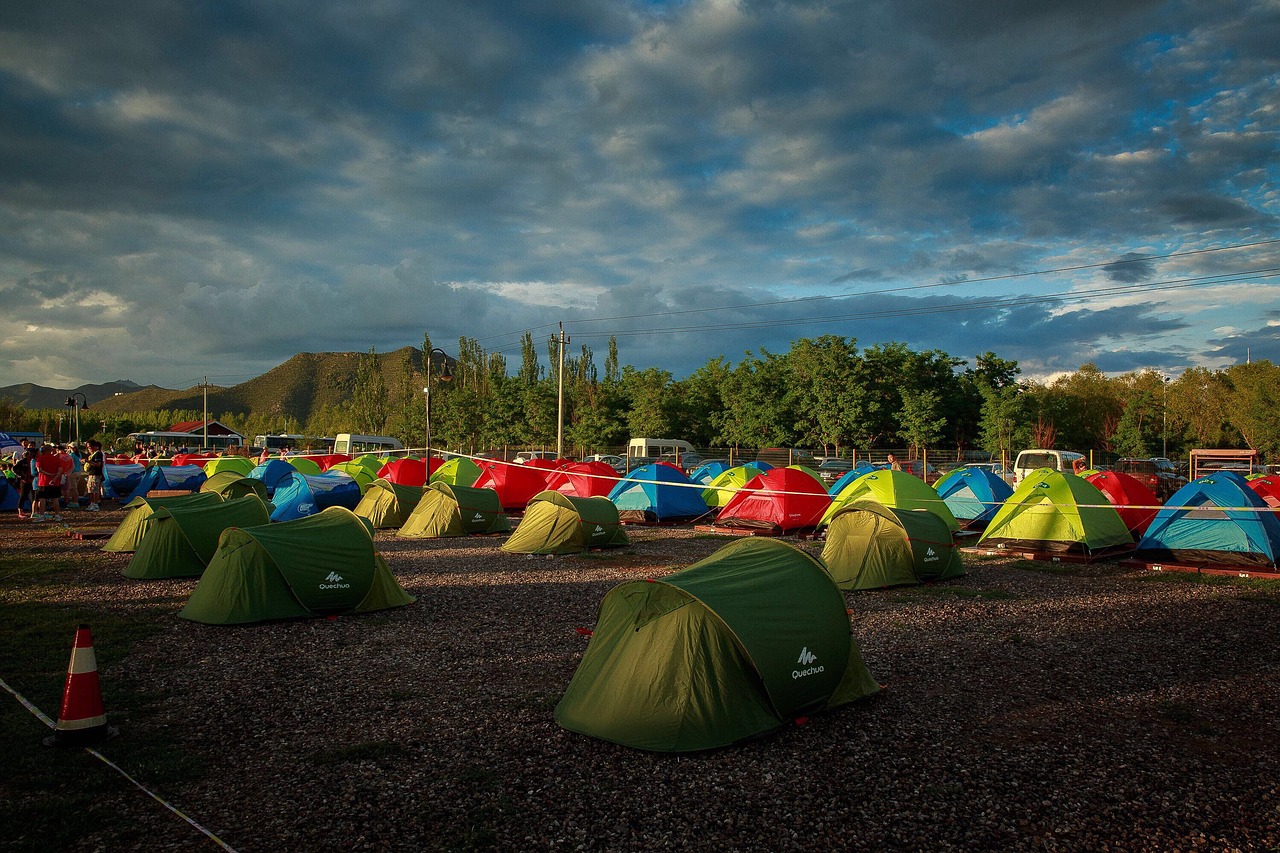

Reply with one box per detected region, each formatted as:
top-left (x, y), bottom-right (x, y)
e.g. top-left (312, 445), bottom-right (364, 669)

top-left (43, 624), bottom-right (118, 747)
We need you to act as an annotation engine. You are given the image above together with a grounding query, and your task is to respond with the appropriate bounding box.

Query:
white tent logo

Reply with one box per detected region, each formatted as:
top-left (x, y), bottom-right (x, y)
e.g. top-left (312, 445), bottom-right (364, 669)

top-left (319, 571), bottom-right (351, 590)
top-left (925, 547), bottom-right (939, 562)
top-left (325, 571), bottom-right (344, 582)
top-left (792, 647), bottom-right (825, 679)
top-left (594, 525), bottom-right (605, 534)
top-left (797, 647), bottom-right (817, 665)
top-left (472, 512), bottom-right (486, 522)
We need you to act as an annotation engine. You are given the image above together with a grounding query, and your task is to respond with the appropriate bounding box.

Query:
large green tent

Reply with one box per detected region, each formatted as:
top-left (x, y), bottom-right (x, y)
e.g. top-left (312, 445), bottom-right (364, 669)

top-left (397, 482), bottom-right (511, 538)
top-left (101, 491), bottom-right (224, 553)
top-left (500, 490), bottom-right (630, 555)
top-left (821, 500), bottom-right (964, 590)
top-left (325, 460), bottom-right (378, 492)
top-left (200, 470), bottom-right (270, 502)
top-left (822, 469), bottom-right (959, 532)
top-left (555, 537), bottom-right (879, 752)
top-left (353, 478), bottom-right (425, 529)
top-left (430, 457), bottom-right (483, 487)
top-left (203, 456), bottom-right (255, 477)
top-left (124, 494), bottom-right (273, 579)
top-left (179, 507), bottom-right (415, 625)
top-left (976, 468), bottom-right (1134, 555)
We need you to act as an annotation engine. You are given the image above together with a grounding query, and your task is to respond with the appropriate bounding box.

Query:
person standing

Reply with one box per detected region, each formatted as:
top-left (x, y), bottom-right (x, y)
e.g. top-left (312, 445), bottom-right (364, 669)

top-left (14, 442), bottom-right (36, 518)
top-left (84, 440), bottom-right (105, 511)
top-left (32, 444), bottom-right (63, 521)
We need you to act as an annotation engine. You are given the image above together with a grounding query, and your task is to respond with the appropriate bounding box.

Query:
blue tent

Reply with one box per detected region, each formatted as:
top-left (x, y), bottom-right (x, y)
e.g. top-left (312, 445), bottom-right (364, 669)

top-left (607, 463), bottom-right (710, 523)
top-left (689, 460), bottom-right (730, 485)
top-left (1133, 471), bottom-right (1280, 568)
top-left (270, 471), bottom-right (363, 522)
top-left (104, 463), bottom-right (147, 499)
top-left (121, 464), bottom-right (207, 503)
top-left (0, 477), bottom-right (20, 511)
top-left (934, 467), bottom-right (1014, 528)
top-left (827, 462), bottom-right (884, 496)
top-left (248, 459), bottom-right (298, 496)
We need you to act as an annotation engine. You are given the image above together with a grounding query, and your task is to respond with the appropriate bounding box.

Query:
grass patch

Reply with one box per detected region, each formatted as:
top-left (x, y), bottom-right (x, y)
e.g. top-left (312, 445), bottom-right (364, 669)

top-left (0, 555), bottom-right (207, 852)
top-left (310, 740), bottom-right (410, 767)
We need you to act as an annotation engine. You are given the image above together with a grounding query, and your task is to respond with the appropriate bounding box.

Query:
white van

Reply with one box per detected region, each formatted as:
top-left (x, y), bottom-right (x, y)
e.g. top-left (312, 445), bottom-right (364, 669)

top-left (1013, 449), bottom-right (1085, 484)
top-left (333, 433), bottom-right (405, 455)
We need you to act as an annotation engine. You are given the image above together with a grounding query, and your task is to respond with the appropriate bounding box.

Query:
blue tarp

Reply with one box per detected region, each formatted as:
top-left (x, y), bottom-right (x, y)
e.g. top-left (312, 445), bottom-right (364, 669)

top-left (934, 467), bottom-right (1014, 527)
top-left (1134, 470), bottom-right (1280, 567)
top-left (104, 463), bottom-right (146, 499)
top-left (269, 471), bottom-right (363, 522)
top-left (607, 463), bottom-right (709, 523)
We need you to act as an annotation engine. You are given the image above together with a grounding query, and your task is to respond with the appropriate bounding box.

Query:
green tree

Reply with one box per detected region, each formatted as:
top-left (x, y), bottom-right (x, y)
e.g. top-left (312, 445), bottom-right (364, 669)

top-left (896, 389), bottom-right (947, 458)
top-left (351, 347), bottom-right (388, 434)
top-left (1223, 361), bottom-right (1280, 457)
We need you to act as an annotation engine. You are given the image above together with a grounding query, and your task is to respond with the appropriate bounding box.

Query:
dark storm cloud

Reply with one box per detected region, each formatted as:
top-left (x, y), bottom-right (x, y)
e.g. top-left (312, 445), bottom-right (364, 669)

top-left (1103, 254), bottom-right (1157, 284)
top-left (0, 0), bottom-right (1276, 387)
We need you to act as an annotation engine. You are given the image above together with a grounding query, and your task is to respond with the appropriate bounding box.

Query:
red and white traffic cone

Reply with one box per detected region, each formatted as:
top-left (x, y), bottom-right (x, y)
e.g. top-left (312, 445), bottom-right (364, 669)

top-left (43, 624), bottom-right (118, 747)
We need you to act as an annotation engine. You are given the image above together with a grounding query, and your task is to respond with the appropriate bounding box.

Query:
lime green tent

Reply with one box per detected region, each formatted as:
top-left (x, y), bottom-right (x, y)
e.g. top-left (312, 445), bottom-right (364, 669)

top-left (354, 478), bottom-right (425, 529)
top-left (201, 470), bottom-right (270, 502)
top-left (430, 457), bottom-right (483, 487)
top-left (976, 469), bottom-right (1134, 555)
top-left (500, 490), bottom-right (630, 555)
top-left (326, 461), bottom-right (377, 492)
top-left (179, 507), bottom-right (415, 625)
top-left (397, 482), bottom-right (511, 538)
top-left (701, 464), bottom-right (764, 508)
top-left (787, 464), bottom-right (824, 483)
top-left (285, 456), bottom-right (323, 476)
top-left (555, 538), bottom-right (879, 752)
top-left (203, 456), bottom-right (255, 477)
top-left (822, 469), bottom-right (959, 532)
top-left (102, 491), bottom-right (224, 553)
top-left (124, 495), bottom-right (273, 579)
top-left (821, 500), bottom-right (964, 590)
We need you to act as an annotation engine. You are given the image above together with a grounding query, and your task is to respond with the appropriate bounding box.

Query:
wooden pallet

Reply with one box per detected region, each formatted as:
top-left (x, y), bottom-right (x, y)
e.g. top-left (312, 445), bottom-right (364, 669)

top-left (1118, 559), bottom-right (1280, 580)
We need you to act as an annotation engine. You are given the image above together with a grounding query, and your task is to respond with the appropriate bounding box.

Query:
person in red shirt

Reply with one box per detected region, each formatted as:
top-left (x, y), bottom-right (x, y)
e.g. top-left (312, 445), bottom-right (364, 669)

top-left (32, 445), bottom-right (63, 521)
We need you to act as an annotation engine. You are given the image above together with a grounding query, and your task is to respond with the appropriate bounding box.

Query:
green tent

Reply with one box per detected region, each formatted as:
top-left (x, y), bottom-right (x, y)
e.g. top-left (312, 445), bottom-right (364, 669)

top-left (500, 490), bottom-right (630, 555)
top-left (555, 537), bottom-right (879, 752)
top-left (430, 457), bottom-right (483, 487)
top-left (326, 461), bottom-right (377, 492)
top-left (285, 456), bottom-right (323, 476)
top-left (822, 469), bottom-right (959, 532)
top-left (976, 468), bottom-right (1134, 555)
top-left (701, 464), bottom-right (764, 508)
top-left (397, 482), bottom-right (511, 538)
top-left (101, 491), bottom-right (224, 553)
top-left (203, 456), bottom-right (255, 477)
top-left (179, 507), bottom-right (415, 625)
top-left (821, 500), bottom-right (964, 590)
top-left (354, 478), bottom-right (425, 529)
top-left (201, 470), bottom-right (270, 502)
top-left (124, 495), bottom-right (273, 579)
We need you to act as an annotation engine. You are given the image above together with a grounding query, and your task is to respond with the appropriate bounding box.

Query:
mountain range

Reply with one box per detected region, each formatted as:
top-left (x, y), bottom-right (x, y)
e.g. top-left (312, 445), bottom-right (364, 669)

top-left (2, 347), bottom-right (434, 423)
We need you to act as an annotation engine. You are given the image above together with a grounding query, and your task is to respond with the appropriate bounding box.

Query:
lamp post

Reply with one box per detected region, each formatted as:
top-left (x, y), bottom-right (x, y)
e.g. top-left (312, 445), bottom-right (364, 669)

top-left (64, 393), bottom-right (89, 444)
top-left (1162, 374), bottom-right (1170, 459)
top-left (423, 348), bottom-right (453, 462)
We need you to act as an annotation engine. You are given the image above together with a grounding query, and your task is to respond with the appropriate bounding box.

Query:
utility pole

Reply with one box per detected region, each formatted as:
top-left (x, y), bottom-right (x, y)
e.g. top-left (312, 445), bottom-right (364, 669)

top-left (550, 323), bottom-right (570, 459)
top-left (203, 377), bottom-right (209, 450)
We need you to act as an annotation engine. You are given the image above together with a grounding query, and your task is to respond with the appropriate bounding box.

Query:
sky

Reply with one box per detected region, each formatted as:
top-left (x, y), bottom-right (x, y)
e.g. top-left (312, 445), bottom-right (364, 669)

top-left (1, 0), bottom-right (1278, 393)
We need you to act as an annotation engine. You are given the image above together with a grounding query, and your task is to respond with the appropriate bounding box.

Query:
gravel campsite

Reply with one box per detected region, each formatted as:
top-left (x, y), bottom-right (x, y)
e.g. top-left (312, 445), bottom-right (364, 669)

top-left (4, 508), bottom-right (1280, 852)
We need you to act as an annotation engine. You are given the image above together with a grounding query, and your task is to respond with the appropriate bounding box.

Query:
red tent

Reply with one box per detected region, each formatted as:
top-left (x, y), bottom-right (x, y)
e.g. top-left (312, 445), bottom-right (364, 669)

top-left (1247, 475), bottom-right (1280, 510)
top-left (545, 461), bottom-right (619, 498)
top-left (473, 461), bottom-right (549, 510)
top-left (171, 453), bottom-right (218, 467)
top-left (1085, 470), bottom-right (1159, 536)
top-left (716, 467), bottom-right (831, 533)
top-left (520, 458), bottom-right (560, 478)
top-left (378, 457), bottom-right (430, 486)
top-left (314, 453), bottom-right (352, 471)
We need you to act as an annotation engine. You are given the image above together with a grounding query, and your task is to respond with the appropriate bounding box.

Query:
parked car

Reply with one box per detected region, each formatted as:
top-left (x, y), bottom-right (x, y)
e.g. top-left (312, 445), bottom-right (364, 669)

top-left (816, 458), bottom-right (852, 485)
top-left (1111, 458), bottom-right (1188, 501)
top-left (656, 452), bottom-right (705, 472)
top-left (514, 450), bottom-right (560, 465)
top-left (963, 461), bottom-right (1015, 484)
top-left (755, 447), bottom-right (817, 468)
top-left (900, 459), bottom-right (943, 485)
top-left (584, 453), bottom-right (627, 473)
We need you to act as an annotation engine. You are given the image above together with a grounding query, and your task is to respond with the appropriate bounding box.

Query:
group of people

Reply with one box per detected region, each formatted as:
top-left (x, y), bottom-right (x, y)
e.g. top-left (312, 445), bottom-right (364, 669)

top-left (4, 438), bottom-right (105, 521)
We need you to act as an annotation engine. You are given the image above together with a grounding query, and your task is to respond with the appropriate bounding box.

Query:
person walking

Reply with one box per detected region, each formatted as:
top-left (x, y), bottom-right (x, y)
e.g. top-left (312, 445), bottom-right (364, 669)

top-left (84, 439), bottom-right (105, 511)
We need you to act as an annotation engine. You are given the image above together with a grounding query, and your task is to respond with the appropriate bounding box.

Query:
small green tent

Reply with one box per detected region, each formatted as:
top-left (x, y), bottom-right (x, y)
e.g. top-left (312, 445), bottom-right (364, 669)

top-left (124, 495), bottom-right (273, 579)
top-left (500, 490), bottom-right (630, 555)
top-left (203, 456), bottom-right (255, 477)
top-left (179, 507), bottom-right (415, 625)
top-left (354, 478), bottom-right (425, 529)
top-left (555, 538), bottom-right (879, 752)
top-left (397, 482), bottom-right (511, 538)
top-left (101, 491), bottom-right (224, 553)
top-left (977, 468), bottom-right (1134, 555)
top-left (821, 500), bottom-right (964, 590)
top-left (430, 457), bottom-right (483, 487)
top-left (701, 464), bottom-right (764, 508)
top-left (201, 470), bottom-right (270, 502)
top-left (822, 469), bottom-right (959, 532)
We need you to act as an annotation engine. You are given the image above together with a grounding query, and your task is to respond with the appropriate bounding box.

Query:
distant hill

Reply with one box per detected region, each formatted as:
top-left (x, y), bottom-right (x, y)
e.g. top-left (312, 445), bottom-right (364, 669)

top-left (72, 347), bottom-right (434, 422)
top-left (0, 379), bottom-right (164, 410)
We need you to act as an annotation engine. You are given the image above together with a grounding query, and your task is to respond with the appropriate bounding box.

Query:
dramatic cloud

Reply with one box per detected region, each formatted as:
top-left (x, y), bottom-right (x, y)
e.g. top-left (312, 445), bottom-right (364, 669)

top-left (1, 0), bottom-right (1277, 390)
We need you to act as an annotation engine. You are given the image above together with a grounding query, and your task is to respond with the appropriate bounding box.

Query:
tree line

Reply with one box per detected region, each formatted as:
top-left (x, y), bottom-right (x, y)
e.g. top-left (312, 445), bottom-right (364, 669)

top-left (5, 333), bottom-right (1279, 462)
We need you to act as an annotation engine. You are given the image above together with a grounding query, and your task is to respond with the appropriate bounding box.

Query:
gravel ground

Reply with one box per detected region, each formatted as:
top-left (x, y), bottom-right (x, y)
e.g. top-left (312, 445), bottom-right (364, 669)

top-left (5, 506), bottom-right (1280, 852)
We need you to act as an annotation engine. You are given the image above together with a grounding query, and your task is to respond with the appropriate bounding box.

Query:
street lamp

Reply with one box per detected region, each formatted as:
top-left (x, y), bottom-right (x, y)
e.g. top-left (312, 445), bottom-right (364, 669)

top-left (423, 348), bottom-right (452, 462)
top-left (1162, 374), bottom-right (1171, 459)
top-left (64, 393), bottom-right (89, 444)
